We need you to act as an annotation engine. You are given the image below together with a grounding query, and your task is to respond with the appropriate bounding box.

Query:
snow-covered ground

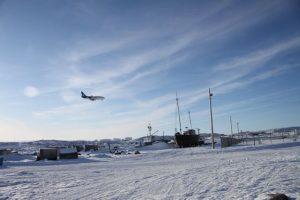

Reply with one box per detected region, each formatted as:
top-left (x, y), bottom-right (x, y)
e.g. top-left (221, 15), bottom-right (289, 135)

top-left (1, 140), bottom-right (299, 200)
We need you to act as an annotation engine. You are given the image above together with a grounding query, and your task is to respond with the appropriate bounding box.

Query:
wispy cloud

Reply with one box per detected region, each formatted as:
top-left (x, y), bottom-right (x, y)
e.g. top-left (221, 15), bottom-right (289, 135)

top-left (64, 36), bottom-right (140, 63)
top-left (214, 36), bottom-right (300, 72)
top-left (33, 37), bottom-right (299, 134)
top-left (203, 36), bottom-right (300, 96)
top-left (44, 0), bottom-right (285, 97)
top-left (33, 102), bottom-right (95, 119)
top-left (214, 64), bottom-right (297, 95)
top-left (215, 87), bottom-right (300, 115)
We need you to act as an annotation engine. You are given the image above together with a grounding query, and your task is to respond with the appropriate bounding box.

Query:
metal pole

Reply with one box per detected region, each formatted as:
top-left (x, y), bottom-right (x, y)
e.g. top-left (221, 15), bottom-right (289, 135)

top-left (237, 122), bottom-right (240, 138)
top-left (176, 92), bottom-right (182, 133)
top-left (241, 130), bottom-right (244, 143)
top-left (209, 88), bottom-right (215, 149)
top-left (188, 111), bottom-right (193, 129)
top-left (230, 116), bottom-right (233, 138)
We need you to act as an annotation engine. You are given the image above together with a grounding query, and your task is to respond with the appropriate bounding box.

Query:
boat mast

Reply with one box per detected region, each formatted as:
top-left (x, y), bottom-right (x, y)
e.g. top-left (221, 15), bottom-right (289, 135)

top-left (176, 92), bottom-right (182, 133)
top-left (188, 111), bottom-right (192, 129)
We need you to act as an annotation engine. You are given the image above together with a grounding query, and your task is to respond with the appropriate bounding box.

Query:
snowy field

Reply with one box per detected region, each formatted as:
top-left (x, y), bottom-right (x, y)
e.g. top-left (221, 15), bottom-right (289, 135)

top-left (1, 140), bottom-right (299, 200)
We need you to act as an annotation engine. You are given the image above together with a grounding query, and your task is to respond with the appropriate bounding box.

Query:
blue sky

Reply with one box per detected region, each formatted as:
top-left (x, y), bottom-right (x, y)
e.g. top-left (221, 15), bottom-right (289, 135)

top-left (0, 0), bottom-right (300, 141)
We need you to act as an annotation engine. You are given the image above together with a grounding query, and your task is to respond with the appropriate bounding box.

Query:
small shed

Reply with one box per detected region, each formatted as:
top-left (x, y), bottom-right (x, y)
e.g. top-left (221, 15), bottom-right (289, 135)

top-left (75, 145), bottom-right (84, 152)
top-left (220, 137), bottom-right (241, 148)
top-left (59, 148), bottom-right (78, 159)
top-left (0, 149), bottom-right (12, 156)
top-left (85, 144), bottom-right (98, 151)
top-left (0, 156), bottom-right (3, 166)
top-left (37, 148), bottom-right (58, 161)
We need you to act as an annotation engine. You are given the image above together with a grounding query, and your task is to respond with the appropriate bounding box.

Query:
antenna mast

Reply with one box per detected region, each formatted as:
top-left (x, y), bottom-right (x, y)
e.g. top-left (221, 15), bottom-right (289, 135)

top-left (176, 92), bottom-right (182, 133)
top-left (188, 111), bottom-right (193, 129)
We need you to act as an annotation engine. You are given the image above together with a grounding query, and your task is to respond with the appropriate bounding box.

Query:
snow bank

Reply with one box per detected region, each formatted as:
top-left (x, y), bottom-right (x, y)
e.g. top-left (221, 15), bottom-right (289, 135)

top-left (0, 141), bottom-right (299, 200)
top-left (137, 141), bottom-right (175, 151)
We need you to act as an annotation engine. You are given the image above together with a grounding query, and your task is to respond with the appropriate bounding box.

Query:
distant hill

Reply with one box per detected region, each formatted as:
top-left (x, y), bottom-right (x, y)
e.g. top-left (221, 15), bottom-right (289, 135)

top-left (265, 126), bottom-right (300, 133)
top-left (1, 127), bottom-right (299, 144)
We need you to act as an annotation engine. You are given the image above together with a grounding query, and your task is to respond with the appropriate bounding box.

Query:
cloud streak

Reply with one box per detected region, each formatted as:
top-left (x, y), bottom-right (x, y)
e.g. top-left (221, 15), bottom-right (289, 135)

top-left (33, 32), bottom-right (300, 138)
top-left (214, 36), bottom-right (300, 72)
top-left (44, 0), bottom-right (286, 96)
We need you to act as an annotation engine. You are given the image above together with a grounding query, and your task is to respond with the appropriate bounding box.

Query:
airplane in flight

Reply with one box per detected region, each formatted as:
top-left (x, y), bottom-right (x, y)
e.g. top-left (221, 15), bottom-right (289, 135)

top-left (81, 91), bottom-right (105, 101)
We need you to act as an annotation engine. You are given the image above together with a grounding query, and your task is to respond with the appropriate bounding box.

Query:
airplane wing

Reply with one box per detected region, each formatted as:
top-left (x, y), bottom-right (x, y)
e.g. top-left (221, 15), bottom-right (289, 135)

top-left (87, 96), bottom-right (105, 101)
top-left (94, 96), bottom-right (105, 100)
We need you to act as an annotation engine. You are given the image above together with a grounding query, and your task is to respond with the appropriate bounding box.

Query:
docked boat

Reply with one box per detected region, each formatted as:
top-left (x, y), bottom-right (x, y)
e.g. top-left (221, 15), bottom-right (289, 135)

top-left (175, 129), bottom-right (200, 148)
top-left (174, 94), bottom-right (202, 148)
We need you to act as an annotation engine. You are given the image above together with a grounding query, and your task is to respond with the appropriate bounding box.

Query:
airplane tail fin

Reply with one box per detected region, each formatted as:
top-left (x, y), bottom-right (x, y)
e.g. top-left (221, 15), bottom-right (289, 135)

top-left (81, 91), bottom-right (86, 98)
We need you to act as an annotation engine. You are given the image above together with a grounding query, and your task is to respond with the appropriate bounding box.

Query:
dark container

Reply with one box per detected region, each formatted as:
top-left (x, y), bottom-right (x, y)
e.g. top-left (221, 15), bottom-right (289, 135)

top-left (37, 148), bottom-right (58, 160)
top-left (175, 129), bottom-right (200, 148)
top-left (85, 144), bottom-right (98, 151)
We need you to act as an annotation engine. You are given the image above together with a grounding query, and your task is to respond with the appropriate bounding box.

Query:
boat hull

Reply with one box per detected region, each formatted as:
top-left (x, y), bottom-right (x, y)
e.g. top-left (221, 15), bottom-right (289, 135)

top-left (175, 133), bottom-right (200, 148)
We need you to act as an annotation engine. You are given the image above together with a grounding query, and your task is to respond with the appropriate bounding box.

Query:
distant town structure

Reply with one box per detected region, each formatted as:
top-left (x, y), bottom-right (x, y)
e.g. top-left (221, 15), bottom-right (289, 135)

top-left (124, 137), bottom-right (132, 141)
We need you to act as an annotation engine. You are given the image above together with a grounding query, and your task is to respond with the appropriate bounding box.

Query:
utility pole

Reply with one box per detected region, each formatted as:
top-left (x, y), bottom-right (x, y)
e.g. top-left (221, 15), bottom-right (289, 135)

top-left (209, 88), bottom-right (215, 149)
top-left (241, 129), bottom-right (244, 143)
top-left (230, 116), bottom-right (233, 138)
